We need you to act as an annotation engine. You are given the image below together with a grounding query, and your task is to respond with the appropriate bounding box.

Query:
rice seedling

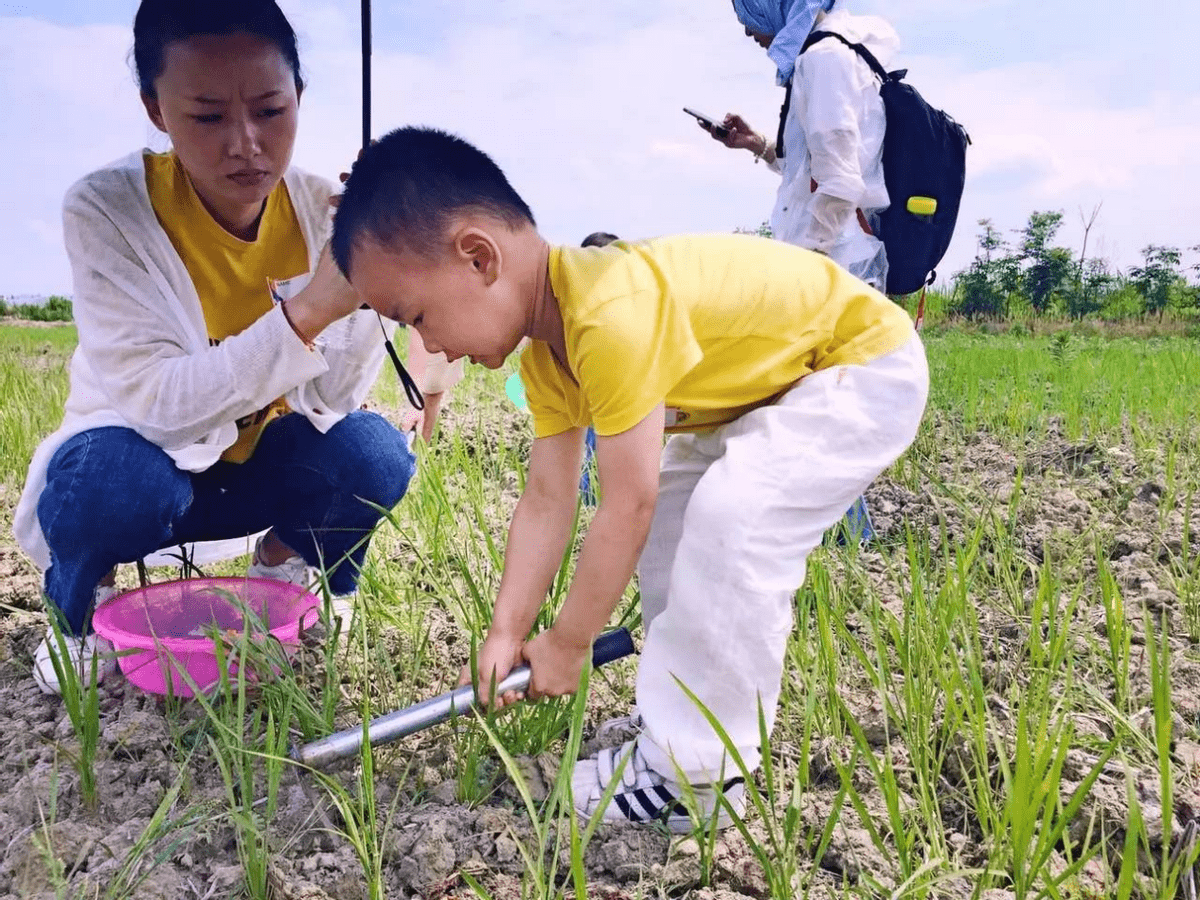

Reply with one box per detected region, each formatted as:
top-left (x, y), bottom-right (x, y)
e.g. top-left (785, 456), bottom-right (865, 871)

top-left (41, 612), bottom-right (103, 810)
top-left (459, 660), bottom-right (631, 900)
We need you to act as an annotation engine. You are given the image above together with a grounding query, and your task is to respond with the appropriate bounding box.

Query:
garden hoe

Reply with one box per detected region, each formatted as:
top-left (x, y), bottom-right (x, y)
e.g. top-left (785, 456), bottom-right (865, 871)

top-left (292, 628), bottom-right (636, 769)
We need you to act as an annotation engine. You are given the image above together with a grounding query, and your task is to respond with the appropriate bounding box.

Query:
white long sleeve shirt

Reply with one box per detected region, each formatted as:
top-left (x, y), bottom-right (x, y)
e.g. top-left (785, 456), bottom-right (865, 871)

top-left (14, 151), bottom-right (395, 570)
top-left (768, 9), bottom-right (898, 290)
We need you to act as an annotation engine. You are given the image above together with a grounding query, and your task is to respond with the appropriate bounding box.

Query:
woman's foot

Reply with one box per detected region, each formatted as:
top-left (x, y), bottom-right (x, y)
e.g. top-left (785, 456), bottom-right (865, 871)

top-left (248, 533), bottom-right (310, 587)
top-left (33, 586), bottom-right (120, 696)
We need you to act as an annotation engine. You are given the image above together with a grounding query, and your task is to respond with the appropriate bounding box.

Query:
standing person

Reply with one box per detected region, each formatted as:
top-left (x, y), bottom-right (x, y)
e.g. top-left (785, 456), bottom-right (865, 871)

top-left (13, 0), bottom-right (415, 695)
top-left (330, 127), bottom-right (928, 831)
top-left (705, 0), bottom-right (897, 292)
top-left (704, 0), bottom-right (900, 540)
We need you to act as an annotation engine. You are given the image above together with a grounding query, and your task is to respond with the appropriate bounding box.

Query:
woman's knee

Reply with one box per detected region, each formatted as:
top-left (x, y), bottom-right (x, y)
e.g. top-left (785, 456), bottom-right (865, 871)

top-left (38, 427), bottom-right (191, 552)
top-left (327, 412), bottom-right (415, 510)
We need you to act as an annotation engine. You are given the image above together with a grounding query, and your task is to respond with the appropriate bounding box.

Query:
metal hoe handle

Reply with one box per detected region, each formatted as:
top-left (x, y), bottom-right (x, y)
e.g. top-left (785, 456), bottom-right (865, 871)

top-left (293, 628), bottom-right (635, 769)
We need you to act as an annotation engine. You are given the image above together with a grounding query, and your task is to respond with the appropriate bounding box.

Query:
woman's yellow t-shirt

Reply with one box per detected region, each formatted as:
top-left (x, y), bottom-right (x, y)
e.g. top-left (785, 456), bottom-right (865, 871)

top-left (520, 234), bottom-right (915, 438)
top-left (144, 152), bottom-right (309, 462)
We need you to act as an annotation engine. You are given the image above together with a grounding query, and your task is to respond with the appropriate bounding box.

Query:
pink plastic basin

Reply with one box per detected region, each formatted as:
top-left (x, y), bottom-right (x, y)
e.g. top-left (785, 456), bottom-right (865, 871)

top-left (92, 578), bottom-right (320, 697)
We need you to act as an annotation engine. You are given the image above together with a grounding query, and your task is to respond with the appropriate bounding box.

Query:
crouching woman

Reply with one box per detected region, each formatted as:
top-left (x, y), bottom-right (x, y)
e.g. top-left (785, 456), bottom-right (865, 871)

top-left (13, 0), bottom-right (414, 694)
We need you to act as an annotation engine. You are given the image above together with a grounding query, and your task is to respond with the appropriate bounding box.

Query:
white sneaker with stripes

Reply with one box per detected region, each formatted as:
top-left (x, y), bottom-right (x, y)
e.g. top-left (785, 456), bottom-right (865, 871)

top-left (572, 738), bottom-right (745, 833)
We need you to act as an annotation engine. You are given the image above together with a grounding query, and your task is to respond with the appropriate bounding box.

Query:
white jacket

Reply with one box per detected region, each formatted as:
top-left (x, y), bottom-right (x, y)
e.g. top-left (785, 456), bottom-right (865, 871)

top-left (14, 151), bottom-right (395, 570)
top-left (768, 8), bottom-right (898, 289)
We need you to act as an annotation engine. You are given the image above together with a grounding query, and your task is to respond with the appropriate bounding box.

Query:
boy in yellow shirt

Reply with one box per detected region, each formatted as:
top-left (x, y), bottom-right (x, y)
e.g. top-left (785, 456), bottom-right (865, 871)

top-left (331, 127), bottom-right (928, 831)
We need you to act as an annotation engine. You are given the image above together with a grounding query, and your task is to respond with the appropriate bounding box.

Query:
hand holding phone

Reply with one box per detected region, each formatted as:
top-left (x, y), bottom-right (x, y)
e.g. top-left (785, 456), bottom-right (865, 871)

top-left (683, 107), bottom-right (730, 139)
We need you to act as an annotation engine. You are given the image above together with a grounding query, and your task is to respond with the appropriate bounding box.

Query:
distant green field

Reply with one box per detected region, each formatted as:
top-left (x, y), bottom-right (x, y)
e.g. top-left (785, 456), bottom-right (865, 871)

top-left (0, 324), bottom-right (75, 486)
top-left (927, 330), bottom-right (1200, 447)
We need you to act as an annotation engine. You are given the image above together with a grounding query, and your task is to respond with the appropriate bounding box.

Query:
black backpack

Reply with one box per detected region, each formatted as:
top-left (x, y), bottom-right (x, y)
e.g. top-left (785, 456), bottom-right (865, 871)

top-left (784, 30), bottom-right (970, 296)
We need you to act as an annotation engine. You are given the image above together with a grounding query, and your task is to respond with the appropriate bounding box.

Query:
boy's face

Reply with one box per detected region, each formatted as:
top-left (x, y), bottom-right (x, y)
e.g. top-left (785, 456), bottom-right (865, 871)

top-left (348, 230), bottom-right (526, 369)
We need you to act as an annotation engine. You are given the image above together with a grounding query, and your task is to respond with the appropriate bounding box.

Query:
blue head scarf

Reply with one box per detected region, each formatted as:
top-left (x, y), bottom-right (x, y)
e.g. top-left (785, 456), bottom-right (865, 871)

top-left (733, 0), bottom-right (836, 85)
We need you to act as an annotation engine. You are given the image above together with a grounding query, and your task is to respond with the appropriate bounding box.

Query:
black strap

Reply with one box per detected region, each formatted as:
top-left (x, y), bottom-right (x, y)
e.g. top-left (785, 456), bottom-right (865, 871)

top-left (777, 29), bottom-right (897, 159)
top-left (378, 316), bottom-right (425, 410)
top-left (361, 0), bottom-right (422, 412)
top-left (804, 30), bottom-right (893, 83)
top-left (774, 80), bottom-right (792, 160)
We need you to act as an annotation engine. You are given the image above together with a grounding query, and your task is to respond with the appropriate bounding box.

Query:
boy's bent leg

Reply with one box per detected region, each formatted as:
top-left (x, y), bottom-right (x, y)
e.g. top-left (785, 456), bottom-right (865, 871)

top-left (38, 427), bottom-right (193, 635)
top-left (637, 432), bottom-right (720, 631)
top-left (243, 411), bottom-right (415, 595)
top-left (636, 336), bottom-right (929, 783)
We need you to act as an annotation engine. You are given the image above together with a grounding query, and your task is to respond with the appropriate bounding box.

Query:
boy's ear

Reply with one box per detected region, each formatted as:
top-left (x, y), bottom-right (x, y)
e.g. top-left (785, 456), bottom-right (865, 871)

top-left (456, 228), bottom-right (501, 286)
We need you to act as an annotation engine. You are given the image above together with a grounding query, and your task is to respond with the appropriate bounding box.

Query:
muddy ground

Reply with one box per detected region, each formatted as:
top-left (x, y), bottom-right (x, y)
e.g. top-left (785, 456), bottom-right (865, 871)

top-left (2, 405), bottom-right (1200, 899)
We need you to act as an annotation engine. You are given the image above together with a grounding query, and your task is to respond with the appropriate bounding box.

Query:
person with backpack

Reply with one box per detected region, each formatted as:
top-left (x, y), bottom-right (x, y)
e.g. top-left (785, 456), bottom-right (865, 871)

top-left (707, 0), bottom-right (970, 301)
top-left (703, 1), bottom-right (899, 543)
top-left (705, 0), bottom-right (896, 291)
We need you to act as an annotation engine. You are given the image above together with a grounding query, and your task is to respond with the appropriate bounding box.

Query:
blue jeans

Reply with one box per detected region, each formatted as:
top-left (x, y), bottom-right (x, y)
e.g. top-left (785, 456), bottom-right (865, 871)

top-left (579, 427), bottom-right (598, 506)
top-left (38, 411), bottom-right (415, 635)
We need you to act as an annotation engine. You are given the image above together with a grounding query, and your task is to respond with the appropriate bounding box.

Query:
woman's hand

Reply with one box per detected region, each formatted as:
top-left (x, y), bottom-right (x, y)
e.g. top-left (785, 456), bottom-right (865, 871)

top-left (459, 632), bottom-right (526, 710)
top-left (283, 242), bottom-right (364, 342)
top-left (522, 626), bottom-right (591, 701)
top-left (708, 113), bottom-right (765, 153)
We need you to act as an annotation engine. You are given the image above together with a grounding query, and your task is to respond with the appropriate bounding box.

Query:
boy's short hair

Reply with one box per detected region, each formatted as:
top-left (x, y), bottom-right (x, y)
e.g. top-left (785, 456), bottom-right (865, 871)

top-left (331, 126), bottom-right (536, 275)
top-left (581, 231), bottom-right (620, 248)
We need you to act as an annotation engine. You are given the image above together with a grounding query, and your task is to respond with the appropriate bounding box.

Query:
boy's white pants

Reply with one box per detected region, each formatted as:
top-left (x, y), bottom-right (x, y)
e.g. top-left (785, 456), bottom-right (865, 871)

top-left (635, 335), bottom-right (929, 781)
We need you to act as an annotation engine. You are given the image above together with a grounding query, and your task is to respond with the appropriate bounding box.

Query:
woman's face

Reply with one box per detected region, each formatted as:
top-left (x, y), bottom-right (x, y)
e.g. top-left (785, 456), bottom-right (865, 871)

top-left (745, 25), bottom-right (774, 49)
top-left (142, 31), bottom-right (300, 234)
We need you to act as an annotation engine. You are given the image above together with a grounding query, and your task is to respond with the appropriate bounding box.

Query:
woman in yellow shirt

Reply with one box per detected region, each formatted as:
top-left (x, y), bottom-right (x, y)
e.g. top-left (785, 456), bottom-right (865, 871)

top-left (15, 0), bottom-right (414, 694)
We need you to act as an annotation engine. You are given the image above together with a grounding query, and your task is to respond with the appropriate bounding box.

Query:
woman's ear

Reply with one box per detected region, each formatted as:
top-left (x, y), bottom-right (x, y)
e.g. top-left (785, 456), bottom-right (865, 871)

top-left (141, 94), bottom-right (168, 134)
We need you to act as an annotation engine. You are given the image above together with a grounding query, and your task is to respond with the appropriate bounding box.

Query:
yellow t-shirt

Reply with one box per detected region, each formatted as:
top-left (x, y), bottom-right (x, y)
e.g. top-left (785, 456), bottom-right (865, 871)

top-left (144, 152), bottom-right (309, 462)
top-left (520, 234), bottom-right (914, 438)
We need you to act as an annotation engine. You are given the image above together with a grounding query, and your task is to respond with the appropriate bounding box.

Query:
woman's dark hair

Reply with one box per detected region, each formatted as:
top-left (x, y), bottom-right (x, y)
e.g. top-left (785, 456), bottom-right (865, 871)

top-left (133, 0), bottom-right (304, 98)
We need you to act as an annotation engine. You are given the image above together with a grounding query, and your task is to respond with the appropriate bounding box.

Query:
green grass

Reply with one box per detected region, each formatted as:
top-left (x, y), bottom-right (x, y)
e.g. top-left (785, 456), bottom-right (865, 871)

top-left (925, 331), bottom-right (1200, 449)
top-left (0, 324), bottom-right (75, 486)
top-left (4, 322), bottom-right (1200, 898)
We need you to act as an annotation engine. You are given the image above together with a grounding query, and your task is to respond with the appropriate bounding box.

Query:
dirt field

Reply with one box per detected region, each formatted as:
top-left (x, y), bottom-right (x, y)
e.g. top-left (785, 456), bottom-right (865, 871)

top-left (2, 330), bottom-right (1200, 898)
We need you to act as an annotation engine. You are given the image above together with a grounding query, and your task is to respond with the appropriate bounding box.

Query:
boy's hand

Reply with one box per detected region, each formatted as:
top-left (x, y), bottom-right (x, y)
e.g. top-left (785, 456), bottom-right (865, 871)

top-left (458, 632), bottom-right (525, 710)
top-left (523, 627), bottom-right (592, 701)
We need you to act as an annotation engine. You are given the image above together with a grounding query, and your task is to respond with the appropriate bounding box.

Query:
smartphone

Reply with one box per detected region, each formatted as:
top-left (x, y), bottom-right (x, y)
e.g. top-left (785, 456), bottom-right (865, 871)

top-left (683, 107), bottom-right (729, 138)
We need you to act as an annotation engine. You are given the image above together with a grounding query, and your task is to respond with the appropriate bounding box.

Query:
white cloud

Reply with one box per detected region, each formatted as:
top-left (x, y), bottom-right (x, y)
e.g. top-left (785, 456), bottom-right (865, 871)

top-left (0, 15), bottom-right (158, 295)
top-left (1, 1), bottom-right (1196, 295)
top-left (908, 53), bottom-right (1200, 276)
top-left (26, 218), bottom-right (61, 247)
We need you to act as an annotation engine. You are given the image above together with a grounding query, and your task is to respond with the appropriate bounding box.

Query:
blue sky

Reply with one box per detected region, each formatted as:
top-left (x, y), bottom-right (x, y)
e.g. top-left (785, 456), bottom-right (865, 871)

top-left (2, 0), bottom-right (1197, 296)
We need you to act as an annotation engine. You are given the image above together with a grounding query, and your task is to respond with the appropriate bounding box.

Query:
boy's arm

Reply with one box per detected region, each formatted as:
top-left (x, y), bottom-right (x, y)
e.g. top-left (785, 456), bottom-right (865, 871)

top-left (522, 403), bottom-right (665, 700)
top-left (464, 425), bottom-right (586, 704)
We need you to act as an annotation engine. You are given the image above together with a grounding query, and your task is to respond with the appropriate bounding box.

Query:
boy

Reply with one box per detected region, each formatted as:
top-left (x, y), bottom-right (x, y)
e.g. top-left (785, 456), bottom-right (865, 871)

top-left (330, 127), bottom-right (928, 831)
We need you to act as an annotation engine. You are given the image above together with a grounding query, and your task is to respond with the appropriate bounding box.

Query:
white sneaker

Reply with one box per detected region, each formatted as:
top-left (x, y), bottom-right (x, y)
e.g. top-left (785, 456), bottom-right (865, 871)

top-left (33, 628), bottom-right (118, 697)
top-left (32, 583), bottom-right (122, 695)
top-left (94, 584), bottom-right (119, 608)
top-left (247, 536), bottom-right (311, 587)
top-left (572, 738), bottom-right (746, 833)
